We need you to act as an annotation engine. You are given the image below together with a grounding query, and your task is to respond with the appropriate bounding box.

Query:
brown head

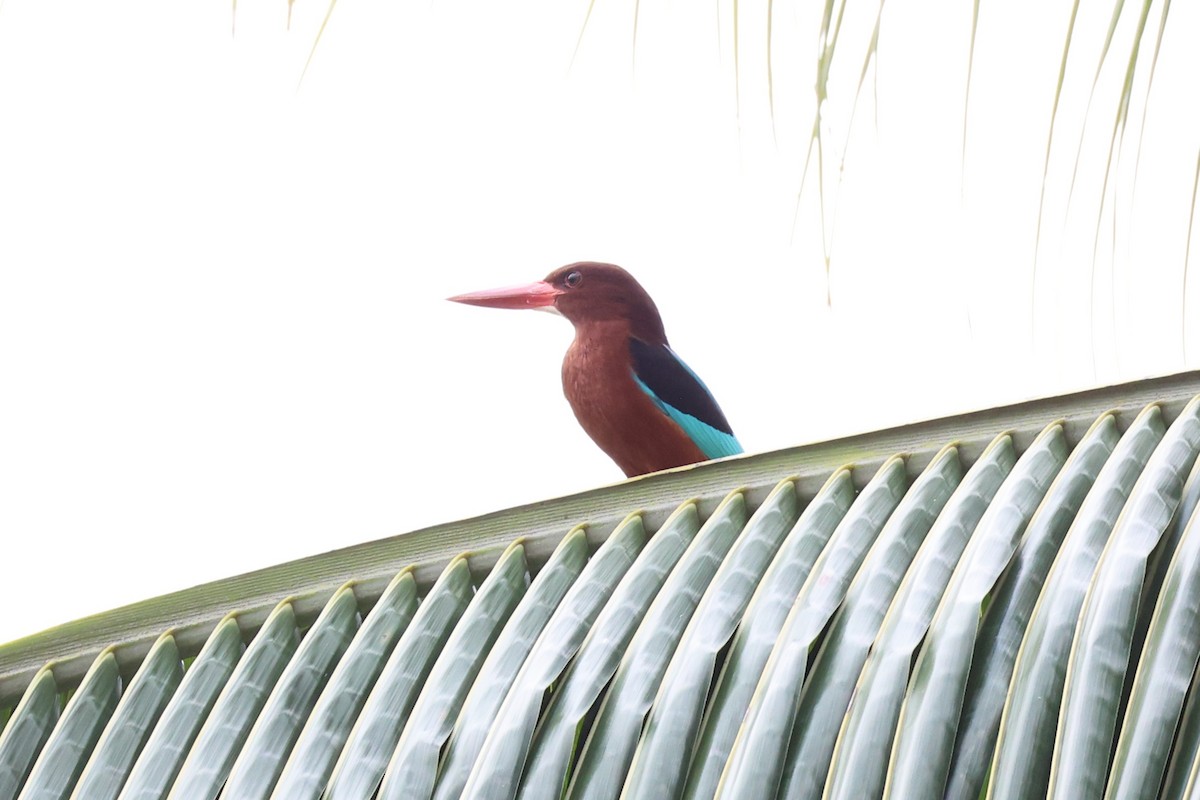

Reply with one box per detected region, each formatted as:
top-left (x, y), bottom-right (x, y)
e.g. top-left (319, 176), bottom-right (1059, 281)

top-left (448, 262), bottom-right (669, 344)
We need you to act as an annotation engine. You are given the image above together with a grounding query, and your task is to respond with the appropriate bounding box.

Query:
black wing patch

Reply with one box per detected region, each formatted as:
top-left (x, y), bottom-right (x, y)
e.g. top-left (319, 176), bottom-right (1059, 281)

top-left (628, 338), bottom-right (735, 436)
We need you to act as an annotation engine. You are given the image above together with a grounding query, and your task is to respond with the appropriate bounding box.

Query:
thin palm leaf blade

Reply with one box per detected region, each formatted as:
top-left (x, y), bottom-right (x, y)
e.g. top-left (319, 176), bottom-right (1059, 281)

top-left (1049, 396), bottom-right (1200, 799)
top-left (778, 445), bottom-right (963, 800)
top-left (269, 569), bottom-right (418, 800)
top-left (459, 514), bottom-right (647, 800)
top-left (515, 504), bottom-right (702, 800)
top-left (69, 633), bottom-right (183, 800)
top-left (222, 585), bottom-right (361, 800)
top-left (377, 541), bottom-right (529, 800)
top-left (620, 480), bottom-right (804, 799)
top-left (988, 403), bottom-right (1166, 800)
top-left (565, 495), bottom-right (746, 800)
top-left (946, 414), bottom-right (1120, 800)
top-left (1162, 647), bottom-right (1200, 799)
top-left (1113, 420), bottom-right (1189, 647)
top-left (431, 529), bottom-right (589, 800)
top-left (886, 424), bottom-right (1070, 798)
top-left (714, 456), bottom-right (908, 800)
top-left (322, 557), bottom-right (473, 800)
top-left (683, 470), bottom-right (857, 800)
top-left (0, 668), bottom-right (58, 799)
top-left (823, 434), bottom-right (1015, 800)
top-left (1030, 0), bottom-right (1081, 302)
top-left (1108, 459), bottom-right (1200, 799)
top-left (1159, 455), bottom-right (1200, 800)
top-left (18, 650), bottom-right (120, 800)
top-left (117, 616), bottom-right (244, 800)
top-left (167, 601), bottom-right (300, 800)
top-left (1131, 410), bottom-right (1200, 682)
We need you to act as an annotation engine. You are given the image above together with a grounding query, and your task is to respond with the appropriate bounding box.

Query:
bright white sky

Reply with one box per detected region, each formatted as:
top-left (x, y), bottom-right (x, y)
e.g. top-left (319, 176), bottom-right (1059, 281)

top-left (0, 0), bottom-right (1196, 644)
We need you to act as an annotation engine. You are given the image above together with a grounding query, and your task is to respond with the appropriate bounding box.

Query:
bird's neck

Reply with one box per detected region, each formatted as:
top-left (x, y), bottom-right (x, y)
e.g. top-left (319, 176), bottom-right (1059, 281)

top-left (564, 320), bottom-right (632, 381)
top-left (570, 319), bottom-right (632, 348)
top-left (569, 317), bottom-right (667, 349)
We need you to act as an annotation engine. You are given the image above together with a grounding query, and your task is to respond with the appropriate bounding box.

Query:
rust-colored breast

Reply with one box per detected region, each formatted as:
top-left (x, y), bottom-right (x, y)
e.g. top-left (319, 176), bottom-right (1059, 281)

top-left (561, 322), bottom-right (707, 478)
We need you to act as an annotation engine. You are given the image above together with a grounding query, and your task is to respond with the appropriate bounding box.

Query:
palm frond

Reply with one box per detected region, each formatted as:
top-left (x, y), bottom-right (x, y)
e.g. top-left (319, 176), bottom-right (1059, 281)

top-left (6, 375), bottom-right (1200, 799)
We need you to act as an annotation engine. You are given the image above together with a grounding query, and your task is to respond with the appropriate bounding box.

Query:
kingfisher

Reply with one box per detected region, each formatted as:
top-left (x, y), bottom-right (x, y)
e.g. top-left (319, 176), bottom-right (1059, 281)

top-left (449, 262), bottom-right (742, 478)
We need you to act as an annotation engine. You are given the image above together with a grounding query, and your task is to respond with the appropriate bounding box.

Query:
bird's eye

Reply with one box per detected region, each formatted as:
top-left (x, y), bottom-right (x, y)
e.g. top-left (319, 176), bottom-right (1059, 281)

top-left (564, 271), bottom-right (583, 289)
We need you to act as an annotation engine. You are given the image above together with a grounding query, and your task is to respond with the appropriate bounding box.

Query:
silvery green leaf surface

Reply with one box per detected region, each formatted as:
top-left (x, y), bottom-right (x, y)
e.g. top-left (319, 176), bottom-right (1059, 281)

top-left (988, 404), bottom-right (1166, 800)
top-left (778, 445), bottom-right (963, 800)
top-left (1162, 647), bottom-right (1200, 799)
top-left (566, 494), bottom-right (746, 800)
top-left (1133, 435), bottom-right (1200, 670)
top-left (69, 633), bottom-right (184, 800)
top-left (459, 514), bottom-right (647, 800)
top-left (886, 424), bottom-right (1068, 798)
top-left (1109, 459), bottom-right (1200, 800)
top-left (167, 602), bottom-right (300, 800)
top-left (515, 503), bottom-right (701, 800)
top-left (432, 529), bottom-right (588, 800)
top-left (683, 470), bottom-right (856, 800)
top-left (376, 541), bottom-right (529, 800)
top-left (1050, 396), bottom-right (1200, 800)
top-left (714, 456), bottom-right (908, 800)
top-left (18, 650), bottom-right (120, 800)
top-left (322, 557), bottom-right (473, 800)
top-left (117, 616), bottom-right (244, 800)
top-left (221, 585), bottom-right (361, 800)
top-left (945, 414), bottom-right (1120, 800)
top-left (1159, 455), bottom-right (1200, 800)
top-left (0, 667), bottom-right (58, 800)
top-left (824, 434), bottom-right (1015, 800)
top-left (269, 569), bottom-right (417, 800)
top-left (620, 479), bottom-right (802, 800)
top-left (7, 382), bottom-right (1200, 800)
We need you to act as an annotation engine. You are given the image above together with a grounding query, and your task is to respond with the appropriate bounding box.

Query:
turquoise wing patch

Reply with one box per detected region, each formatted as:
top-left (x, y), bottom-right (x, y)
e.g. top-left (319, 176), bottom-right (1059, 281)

top-left (633, 376), bottom-right (743, 460)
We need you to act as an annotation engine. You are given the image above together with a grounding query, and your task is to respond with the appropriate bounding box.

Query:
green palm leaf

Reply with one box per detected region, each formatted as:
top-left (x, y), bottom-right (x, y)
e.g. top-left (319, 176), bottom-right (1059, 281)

top-left (566, 494), bottom-right (747, 800)
top-left (777, 444), bottom-right (964, 799)
top-left (378, 541), bottom-right (528, 799)
top-left (0, 668), bottom-right (58, 799)
top-left (116, 616), bottom-right (243, 800)
top-left (1110, 456), bottom-right (1200, 798)
top-left (1162, 632), bottom-right (1200, 798)
top-left (20, 651), bottom-right (120, 800)
top-left (70, 633), bottom-right (183, 800)
top-left (269, 570), bottom-right (417, 800)
top-left (7, 380), bottom-right (1200, 800)
top-left (945, 414), bottom-right (1121, 799)
top-left (988, 403), bottom-right (1167, 799)
top-left (714, 455), bottom-right (908, 800)
top-left (684, 470), bottom-right (856, 799)
top-left (824, 433), bottom-right (1015, 800)
top-left (887, 423), bottom-right (1069, 798)
top-left (516, 504), bottom-right (701, 800)
top-left (221, 585), bottom-right (360, 800)
top-left (621, 479), bottom-right (805, 799)
top-left (168, 602), bottom-right (300, 800)
top-left (432, 529), bottom-right (589, 800)
top-left (459, 514), bottom-right (646, 800)
top-left (1049, 396), bottom-right (1200, 799)
top-left (322, 557), bottom-right (473, 800)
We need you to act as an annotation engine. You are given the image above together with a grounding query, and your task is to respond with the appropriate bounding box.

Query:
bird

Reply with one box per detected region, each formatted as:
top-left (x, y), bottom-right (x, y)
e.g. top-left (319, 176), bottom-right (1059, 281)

top-left (448, 262), bottom-right (741, 478)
